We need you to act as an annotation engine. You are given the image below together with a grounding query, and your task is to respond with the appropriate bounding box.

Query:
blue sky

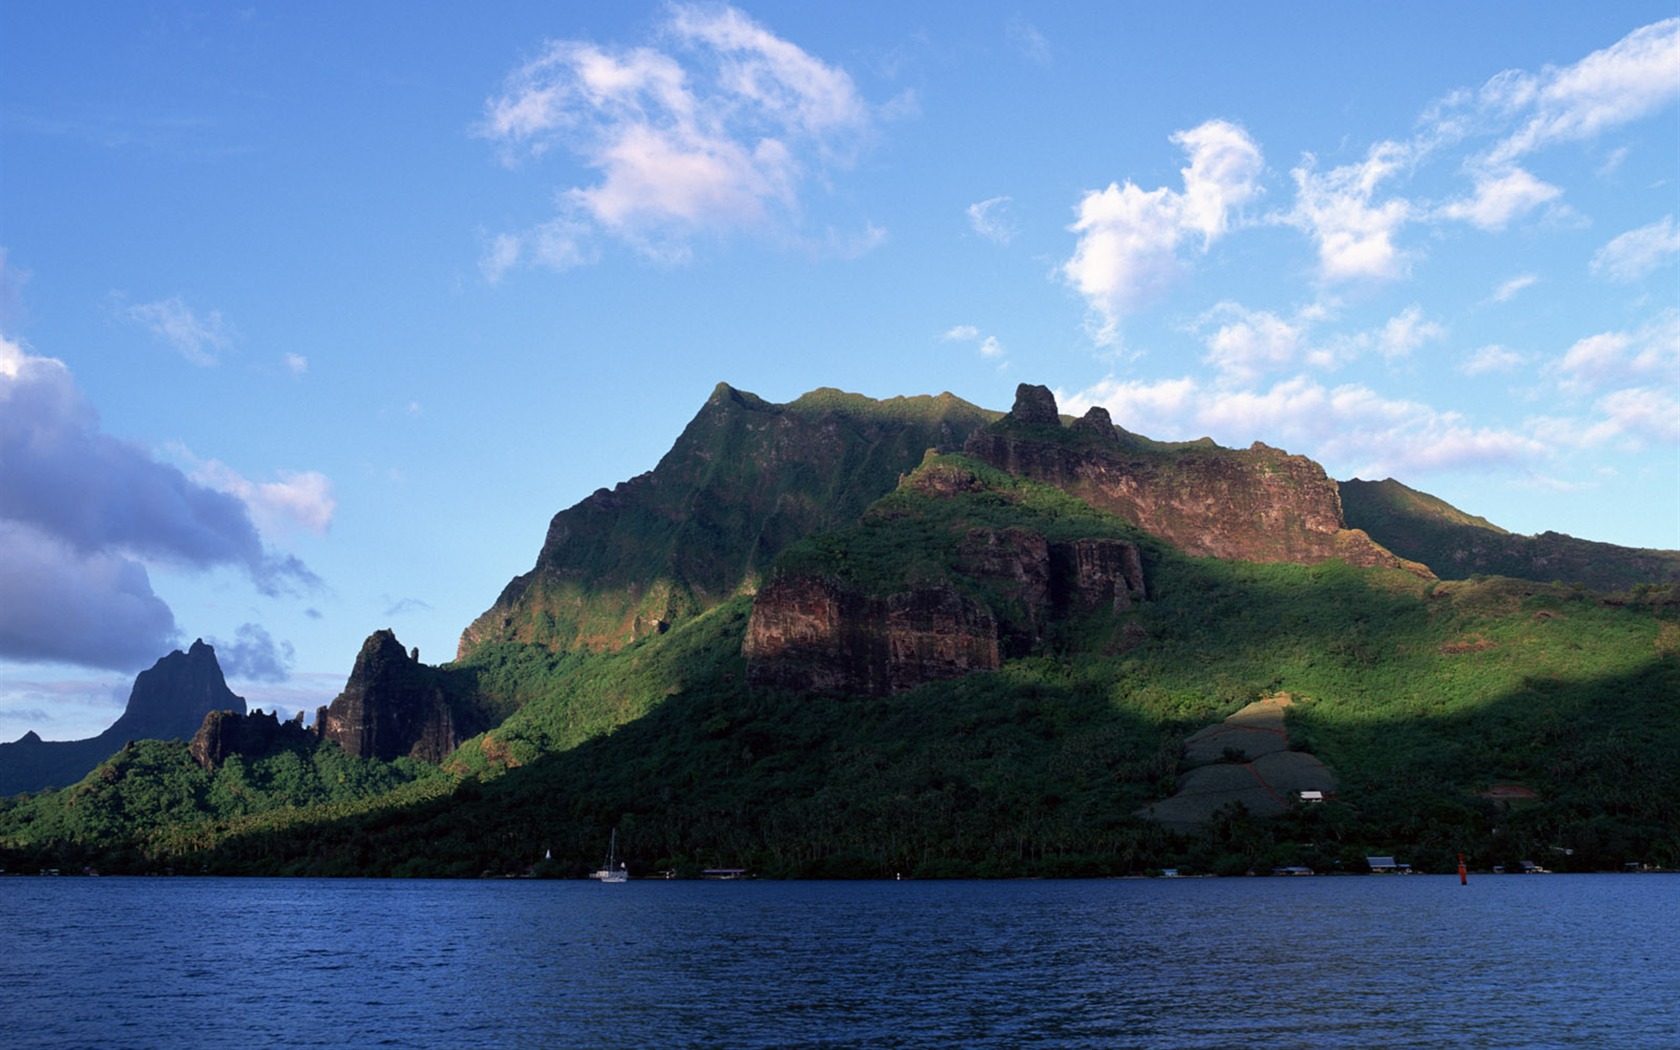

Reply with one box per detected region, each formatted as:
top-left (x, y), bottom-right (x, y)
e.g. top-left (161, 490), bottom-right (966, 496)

top-left (2, 2), bottom-right (1676, 743)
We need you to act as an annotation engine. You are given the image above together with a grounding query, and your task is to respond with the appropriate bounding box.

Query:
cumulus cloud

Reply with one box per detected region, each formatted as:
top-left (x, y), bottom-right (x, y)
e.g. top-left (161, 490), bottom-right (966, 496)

top-left (1064, 120), bottom-right (1262, 343)
top-left (1195, 301), bottom-right (1442, 382)
top-left (966, 196), bottom-right (1016, 244)
top-left (0, 335), bottom-right (320, 669)
top-left (1285, 142), bottom-right (1412, 283)
top-left (1590, 216), bottom-right (1680, 281)
top-left (210, 622), bottom-right (295, 683)
top-left (120, 295), bottom-right (233, 366)
top-left (0, 519), bottom-right (178, 670)
top-left (1198, 303), bottom-right (1305, 385)
top-left (479, 3), bottom-right (873, 272)
top-left (1552, 311), bottom-right (1679, 394)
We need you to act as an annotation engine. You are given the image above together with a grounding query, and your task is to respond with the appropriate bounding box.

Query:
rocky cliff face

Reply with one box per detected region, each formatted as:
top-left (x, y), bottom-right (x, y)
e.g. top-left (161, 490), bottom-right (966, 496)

top-left (744, 527), bottom-right (1147, 697)
top-left (0, 640), bottom-right (245, 796)
top-left (965, 385), bottom-right (1428, 576)
top-left (314, 630), bottom-right (467, 764)
top-left (459, 383), bottom-right (996, 659)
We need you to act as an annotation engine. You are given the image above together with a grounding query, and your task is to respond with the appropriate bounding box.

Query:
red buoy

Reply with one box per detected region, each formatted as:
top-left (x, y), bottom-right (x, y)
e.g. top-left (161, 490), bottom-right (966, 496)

top-left (1458, 853), bottom-right (1468, 885)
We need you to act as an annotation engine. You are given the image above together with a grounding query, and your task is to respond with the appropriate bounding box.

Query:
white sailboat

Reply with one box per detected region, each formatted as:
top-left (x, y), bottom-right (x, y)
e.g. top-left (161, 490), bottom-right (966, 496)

top-left (593, 829), bottom-right (628, 883)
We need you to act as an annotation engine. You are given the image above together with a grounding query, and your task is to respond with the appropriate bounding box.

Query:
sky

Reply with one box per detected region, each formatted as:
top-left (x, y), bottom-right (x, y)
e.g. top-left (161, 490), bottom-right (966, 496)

top-left (2, 2), bottom-right (1676, 743)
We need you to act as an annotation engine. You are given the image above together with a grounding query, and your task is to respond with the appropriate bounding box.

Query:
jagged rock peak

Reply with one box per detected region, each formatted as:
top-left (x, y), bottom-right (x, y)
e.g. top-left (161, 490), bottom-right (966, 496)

top-left (107, 637), bottom-right (245, 744)
top-left (1069, 406), bottom-right (1120, 443)
top-left (1009, 384), bottom-right (1062, 427)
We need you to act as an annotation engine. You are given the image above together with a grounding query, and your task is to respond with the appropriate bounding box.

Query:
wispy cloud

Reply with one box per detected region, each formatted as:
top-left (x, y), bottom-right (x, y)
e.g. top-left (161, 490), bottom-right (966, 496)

top-left (1488, 274), bottom-right (1539, 302)
top-left (1590, 215), bottom-right (1680, 281)
top-left (479, 3), bottom-right (875, 274)
top-left (966, 196), bottom-right (1016, 244)
top-left (1006, 18), bottom-right (1052, 66)
top-left (120, 294), bottom-right (233, 365)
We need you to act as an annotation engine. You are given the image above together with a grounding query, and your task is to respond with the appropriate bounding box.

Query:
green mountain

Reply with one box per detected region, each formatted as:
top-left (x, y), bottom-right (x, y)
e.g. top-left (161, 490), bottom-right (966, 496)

top-left (2, 384), bottom-right (1676, 878)
top-left (1340, 477), bottom-right (1680, 591)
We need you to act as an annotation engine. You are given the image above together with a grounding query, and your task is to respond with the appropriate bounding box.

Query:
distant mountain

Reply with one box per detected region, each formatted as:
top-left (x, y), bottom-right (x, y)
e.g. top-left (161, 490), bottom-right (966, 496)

top-left (0, 639), bottom-right (244, 796)
top-left (1340, 478), bottom-right (1680, 592)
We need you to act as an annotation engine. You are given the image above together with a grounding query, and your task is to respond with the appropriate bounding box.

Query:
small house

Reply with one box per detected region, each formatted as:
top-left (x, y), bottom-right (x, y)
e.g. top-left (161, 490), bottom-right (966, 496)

top-left (1298, 790), bottom-right (1325, 803)
top-left (1367, 855), bottom-right (1412, 874)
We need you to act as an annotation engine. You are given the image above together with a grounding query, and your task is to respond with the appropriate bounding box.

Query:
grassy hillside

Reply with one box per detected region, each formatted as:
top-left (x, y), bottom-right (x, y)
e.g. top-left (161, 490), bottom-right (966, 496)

top-left (6, 458), bottom-right (1674, 878)
top-left (1340, 477), bottom-right (1680, 591)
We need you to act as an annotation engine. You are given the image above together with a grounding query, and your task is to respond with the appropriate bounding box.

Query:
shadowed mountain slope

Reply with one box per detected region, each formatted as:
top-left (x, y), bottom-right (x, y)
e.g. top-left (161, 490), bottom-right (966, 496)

top-left (1340, 478), bottom-right (1680, 591)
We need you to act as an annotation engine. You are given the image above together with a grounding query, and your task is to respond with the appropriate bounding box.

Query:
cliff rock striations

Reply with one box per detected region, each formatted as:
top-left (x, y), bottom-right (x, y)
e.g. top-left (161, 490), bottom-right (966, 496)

top-left (965, 384), bottom-right (1429, 576)
top-left (744, 456), bottom-right (1150, 697)
top-left (0, 640), bottom-right (245, 796)
top-left (458, 383), bottom-right (997, 659)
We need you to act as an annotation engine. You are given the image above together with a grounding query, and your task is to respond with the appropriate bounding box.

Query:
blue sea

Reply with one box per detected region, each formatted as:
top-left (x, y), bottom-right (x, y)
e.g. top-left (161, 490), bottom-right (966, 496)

top-left (2, 874), bottom-right (1675, 1049)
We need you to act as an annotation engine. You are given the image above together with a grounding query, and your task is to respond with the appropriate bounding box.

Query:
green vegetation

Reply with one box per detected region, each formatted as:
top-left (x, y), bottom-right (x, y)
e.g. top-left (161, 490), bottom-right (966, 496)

top-left (4, 451), bottom-right (1676, 880)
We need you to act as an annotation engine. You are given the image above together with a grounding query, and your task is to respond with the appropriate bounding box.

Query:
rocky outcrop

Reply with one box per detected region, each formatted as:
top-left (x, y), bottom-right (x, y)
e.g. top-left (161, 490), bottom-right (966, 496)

top-left (0, 640), bottom-right (246, 796)
top-left (189, 708), bottom-right (313, 771)
top-left (314, 630), bottom-right (466, 764)
top-left (964, 385), bottom-right (1428, 576)
top-left (745, 530), bottom-right (1146, 697)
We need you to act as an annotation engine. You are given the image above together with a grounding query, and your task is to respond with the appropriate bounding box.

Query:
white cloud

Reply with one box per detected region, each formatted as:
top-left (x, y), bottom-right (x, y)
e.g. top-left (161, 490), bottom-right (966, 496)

top-left (1487, 19), bottom-right (1680, 166)
top-left (1591, 386), bottom-right (1680, 446)
top-left (1437, 165), bottom-right (1561, 230)
top-left (187, 458), bottom-right (337, 537)
top-left (966, 196), bottom-right (1016, 244)
top-left (1590, 215), bottom-right (1680, 281)
top-left (1063, 120), bottom-right (1262, 343)
top-left (1286, 143), bottom-right (1412, 283)
top-left (1460, 344), bottom-right (1527, 376)
top-left (283, 352), bottom-right (308, 375)
top-left (1375, 304), bottom-right (1445, 360)
top-left (1489, 274), bottom-right (1539, 302)
top-left (1198, 302), bottom-right (1305, 385)
top-left (1553, 311), bottom-right (1680, 394)
top-left (1057, 372), bottom-right (1546, 480)
top-left (1173, 120), bottom-right (1265, 247)
top-left (479, 4), bottom-right (872, 271)
top-left (941, 324), bottom-right (1006, 364)
top-left (122, 295), bottom-right (232, 366)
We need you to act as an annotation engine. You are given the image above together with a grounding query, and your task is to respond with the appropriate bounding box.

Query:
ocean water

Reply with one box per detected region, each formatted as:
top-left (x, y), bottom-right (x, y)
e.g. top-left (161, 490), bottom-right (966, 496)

top-left (2, 874), bottom-right (1675, 1049)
